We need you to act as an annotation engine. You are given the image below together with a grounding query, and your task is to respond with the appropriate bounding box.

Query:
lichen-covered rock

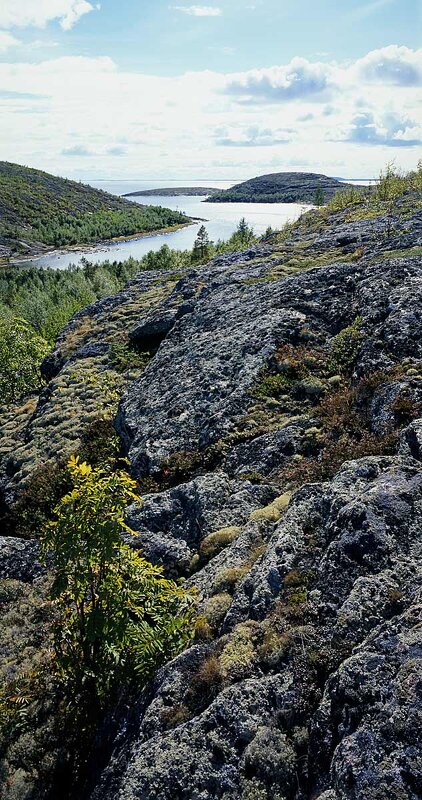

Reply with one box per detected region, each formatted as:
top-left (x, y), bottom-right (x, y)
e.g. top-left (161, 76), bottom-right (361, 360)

top-left (124, 472), bottom-right (276, 574)
top-left (0, 536), bottom-right (43, 581)
top-left (310, 604), bottom-right (422, 800)
top-left (87, 456), bottom-right (422, 800)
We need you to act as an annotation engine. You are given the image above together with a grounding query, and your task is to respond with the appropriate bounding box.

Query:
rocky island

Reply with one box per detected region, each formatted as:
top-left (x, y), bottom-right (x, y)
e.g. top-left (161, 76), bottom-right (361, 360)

top-left (209, 171), bottom-right (365, 204)
top-left (123, 187), bottom-right (220, 197)
top-left (0, 165), bottom-right (421, 800)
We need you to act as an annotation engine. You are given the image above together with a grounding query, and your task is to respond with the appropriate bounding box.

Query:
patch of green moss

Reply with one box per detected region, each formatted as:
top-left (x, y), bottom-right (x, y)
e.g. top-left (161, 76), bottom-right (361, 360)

top-left (199, 526), bottom-right (241, 561)
top-left (203, 592), bottom-right (233, 627)
top-left (249, 492), bottom-right (291, 523)
top-left (219, 622), bottom-right (257, 681)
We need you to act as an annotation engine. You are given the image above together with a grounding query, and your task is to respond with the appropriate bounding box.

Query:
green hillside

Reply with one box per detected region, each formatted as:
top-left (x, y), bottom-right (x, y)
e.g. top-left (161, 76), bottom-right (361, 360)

top-left (0, 162), bottom-right (189, 258)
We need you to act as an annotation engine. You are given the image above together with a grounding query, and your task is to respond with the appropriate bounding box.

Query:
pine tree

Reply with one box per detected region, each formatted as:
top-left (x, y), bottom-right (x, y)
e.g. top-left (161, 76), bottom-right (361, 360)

top-left (314, 187), bottom-right (325, 206)
top-left (192, 225), bottom-right (212, 262)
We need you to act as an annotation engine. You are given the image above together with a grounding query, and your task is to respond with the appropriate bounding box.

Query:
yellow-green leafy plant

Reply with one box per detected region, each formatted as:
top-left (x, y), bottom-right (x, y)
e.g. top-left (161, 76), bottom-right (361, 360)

top-left (41, 455), bottom-right (197, 698)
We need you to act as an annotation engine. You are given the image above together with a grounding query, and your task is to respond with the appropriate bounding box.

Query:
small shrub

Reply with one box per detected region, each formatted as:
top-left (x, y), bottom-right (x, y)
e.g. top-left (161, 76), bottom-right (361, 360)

top-left (391, 394), bottom-right (419, 425)
top-left (254, 373), bottom-right (292, 400)
top-left (0, 317), bottom-right (49, 405)
top-left (258, 629), bottom-right (292, 668)
top-left (12, 459), bottom-right (71, 537)
top-left (41, 455), bottom-right (197, 698)
top-left (161, 449), bottom-right (205, 483)
top-left (77, 416), bottom-right (121, 467)
top-left (194, 616), bottom-right (213, 641)
top-left (108, 340), bottom-right (151, 373)
top-left (186, 655), bottom-right (222, 711)
top-left (160, 703), bottom-right (191, 729)
top-left (327, 185), bottom-right (366, 211)
top-left (284, 570), bottom-right (308, 589)
top-left (329, 317), bottom-right (363, 376)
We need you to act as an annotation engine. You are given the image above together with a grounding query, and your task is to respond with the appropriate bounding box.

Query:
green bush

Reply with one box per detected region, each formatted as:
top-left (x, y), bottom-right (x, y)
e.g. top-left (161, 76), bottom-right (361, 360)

top-left (0, 317), bottom-right (49, 405)
top-left (254, 373), bottom-right (292, 399)
top-left (329, 317), bottom-right (363, 375)
top-left (41, 455), bottom-right (197, 698)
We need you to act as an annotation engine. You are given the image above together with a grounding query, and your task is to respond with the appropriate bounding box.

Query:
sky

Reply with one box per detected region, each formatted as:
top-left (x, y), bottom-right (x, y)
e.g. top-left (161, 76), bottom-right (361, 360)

top-left (0, 0), bottom-right (421, 180)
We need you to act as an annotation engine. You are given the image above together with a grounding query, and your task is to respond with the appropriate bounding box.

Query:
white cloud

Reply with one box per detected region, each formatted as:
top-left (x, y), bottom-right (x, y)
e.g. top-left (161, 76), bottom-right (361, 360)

top-left (215, 124), bottom-right (291, 147)
top-left (224, 58), bottom-right (333, 103)
top-left (355, 45), bottom-right (422, 86)
top-left (0, 30), bottom-right (20, 51)
top-left (171, 5), bottom-right (222, 16)
top-left (0, 46), bottom-right (420, 181)
top-left (345, 109), bottom-right (421, 147)
top-left (0, 1), bottom-right (100, 30)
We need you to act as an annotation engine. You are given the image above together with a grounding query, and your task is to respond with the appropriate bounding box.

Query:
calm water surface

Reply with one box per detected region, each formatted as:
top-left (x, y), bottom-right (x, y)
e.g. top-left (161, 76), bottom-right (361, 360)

top-left (16, 180), bottom-right (313, 270)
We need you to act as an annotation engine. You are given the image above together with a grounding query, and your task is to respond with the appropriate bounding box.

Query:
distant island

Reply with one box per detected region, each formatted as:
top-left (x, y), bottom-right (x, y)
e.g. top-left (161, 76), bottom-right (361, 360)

top-left (0, 161), bottom-right (190, 260)
top-left (124, 187), bottom-right (220, 197)
top-left (207, 171), bottom-right (364, 204)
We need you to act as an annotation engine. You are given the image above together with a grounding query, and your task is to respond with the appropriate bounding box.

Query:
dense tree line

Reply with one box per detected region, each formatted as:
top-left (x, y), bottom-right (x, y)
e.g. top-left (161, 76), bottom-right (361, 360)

top-left (0, 220), bottom-right (258, 403)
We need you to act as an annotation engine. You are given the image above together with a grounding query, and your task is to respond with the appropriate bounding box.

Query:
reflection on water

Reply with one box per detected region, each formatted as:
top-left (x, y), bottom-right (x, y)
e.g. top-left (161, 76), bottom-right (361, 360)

top-left (15, 180), bottom-right (312, 271)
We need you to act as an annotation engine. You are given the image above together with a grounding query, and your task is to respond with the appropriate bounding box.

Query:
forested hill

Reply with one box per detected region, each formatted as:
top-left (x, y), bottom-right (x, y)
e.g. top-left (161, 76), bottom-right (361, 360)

top-left (0, 161), bottom-right (189, 259)
top-left (208, 171), bottom-right (364, 203)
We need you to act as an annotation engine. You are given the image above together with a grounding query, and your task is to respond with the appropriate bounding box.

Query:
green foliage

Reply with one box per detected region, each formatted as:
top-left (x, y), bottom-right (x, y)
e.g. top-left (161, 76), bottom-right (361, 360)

top-left (0, 317), bottom-right (49, 404)
top-left (314, 187), bottom-right (325, 206)
top-left (192, 225), bottom-right (213, 263)
top-left (41, 456), bottom-right (197, 697)
top-left (326, 185), bottom-right (367, 211)
top-left (372, 160), bottom-right (422, 202)
top-left (329, 317), bottom-right (363, 375)
top-left (0, 258), bottom-right (145, 345)
top-left (108, 340), bottom-right (151, 373)
top-left (12, 460), bottom-right (71, 537)
top-left (254, 373), bottom-right (292, 399)
top-left (0, 161), bottom-right (187, 252)
top-left (236, 217), bottom-right (255, 246)
top-left (327, 162), bottom-right (422, 212)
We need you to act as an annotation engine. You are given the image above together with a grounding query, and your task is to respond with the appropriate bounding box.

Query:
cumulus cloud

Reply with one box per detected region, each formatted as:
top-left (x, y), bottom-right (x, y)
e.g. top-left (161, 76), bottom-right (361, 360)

top-left (171, 5), bottom-right (222, 16)
top-left (224, 57), bottom-right (333, 103)
top-left (346, 110), bottom-right (421, 147)
top-left (215, 125), bottom-right (291, 147)
top-left (0, 1), bottom-right (100, 31)
top-left (356, 45), bottom-right (422, 86)
top-left (0, 30), bottom-right (20, 51)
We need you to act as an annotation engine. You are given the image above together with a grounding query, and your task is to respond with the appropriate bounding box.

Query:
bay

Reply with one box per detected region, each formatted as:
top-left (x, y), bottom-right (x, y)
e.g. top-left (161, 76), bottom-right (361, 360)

top-left (15, 179), bottom-right (312, 270)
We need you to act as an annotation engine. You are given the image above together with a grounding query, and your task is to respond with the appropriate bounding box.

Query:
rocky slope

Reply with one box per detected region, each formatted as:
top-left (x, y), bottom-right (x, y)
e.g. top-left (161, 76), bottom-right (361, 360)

top-left (208, 172), bottom-right (363, 203)
top-left (1, 188), bottom-right (422, 800)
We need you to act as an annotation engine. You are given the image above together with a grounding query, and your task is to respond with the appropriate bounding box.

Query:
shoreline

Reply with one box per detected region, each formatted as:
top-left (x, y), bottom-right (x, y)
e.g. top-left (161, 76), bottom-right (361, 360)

top-left (8, 219), bottom-right (202, 267)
